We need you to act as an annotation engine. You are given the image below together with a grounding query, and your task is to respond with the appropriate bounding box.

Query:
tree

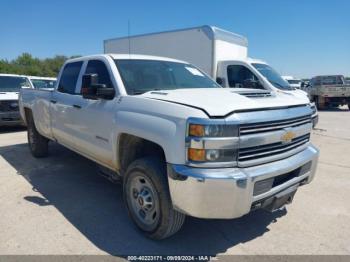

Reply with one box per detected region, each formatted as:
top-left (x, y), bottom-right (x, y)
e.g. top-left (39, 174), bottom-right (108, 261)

top-left (0, 53), bottom-right (80, 77)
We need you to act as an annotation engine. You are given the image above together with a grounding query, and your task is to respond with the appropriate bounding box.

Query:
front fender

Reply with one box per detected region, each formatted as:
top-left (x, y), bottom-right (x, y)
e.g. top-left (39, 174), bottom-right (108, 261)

top-left (113, 110), bottom-right (187, 165)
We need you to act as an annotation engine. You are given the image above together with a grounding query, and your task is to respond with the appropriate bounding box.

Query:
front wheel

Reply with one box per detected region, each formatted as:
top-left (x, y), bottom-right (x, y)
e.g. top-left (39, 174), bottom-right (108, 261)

top-left (123, 157), bottom-right (185, 239)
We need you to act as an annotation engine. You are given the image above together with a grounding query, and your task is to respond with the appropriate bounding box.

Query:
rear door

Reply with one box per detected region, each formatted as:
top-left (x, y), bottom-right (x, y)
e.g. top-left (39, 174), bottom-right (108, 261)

top-left (51, 61), bottom-right (85, 149)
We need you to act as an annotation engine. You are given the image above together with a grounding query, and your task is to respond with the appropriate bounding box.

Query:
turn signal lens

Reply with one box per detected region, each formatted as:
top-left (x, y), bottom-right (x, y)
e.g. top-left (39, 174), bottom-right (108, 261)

top-left (189, 124), bottom-right (205, 137)
top-left (188, 148), bottom-right (206, 161)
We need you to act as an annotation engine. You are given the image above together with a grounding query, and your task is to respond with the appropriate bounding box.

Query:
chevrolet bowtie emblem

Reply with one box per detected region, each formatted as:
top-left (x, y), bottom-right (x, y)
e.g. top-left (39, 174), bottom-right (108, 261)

top-left (281, 130), bottom-right (296, 144)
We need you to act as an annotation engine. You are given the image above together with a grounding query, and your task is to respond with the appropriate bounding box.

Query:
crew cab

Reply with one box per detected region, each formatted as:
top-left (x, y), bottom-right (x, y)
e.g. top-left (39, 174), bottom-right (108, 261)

top-left (19, 54), bottom-right (319, 239)
top-left (0, 74), bottom-right (30, 126)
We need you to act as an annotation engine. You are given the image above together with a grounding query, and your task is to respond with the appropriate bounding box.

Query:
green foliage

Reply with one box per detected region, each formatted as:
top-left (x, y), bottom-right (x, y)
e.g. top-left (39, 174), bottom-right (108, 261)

top-left (0, 53), bottom-right (80, 77)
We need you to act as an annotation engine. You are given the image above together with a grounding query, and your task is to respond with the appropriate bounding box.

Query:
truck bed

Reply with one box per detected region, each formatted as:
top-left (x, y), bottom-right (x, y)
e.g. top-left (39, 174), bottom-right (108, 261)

top-left (19, 88), bottom-right (53, 139)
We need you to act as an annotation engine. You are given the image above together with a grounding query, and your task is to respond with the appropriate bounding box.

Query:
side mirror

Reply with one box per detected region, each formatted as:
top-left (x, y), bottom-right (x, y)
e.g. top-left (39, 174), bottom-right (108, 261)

top-left (82, 74), bottom-right (115, 100)
top-left (96, 87), bottom-right (115, 99)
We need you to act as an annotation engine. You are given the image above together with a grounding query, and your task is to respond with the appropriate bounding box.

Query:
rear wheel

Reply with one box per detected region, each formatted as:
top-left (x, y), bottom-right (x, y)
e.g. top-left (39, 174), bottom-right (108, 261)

top-left (27, 113), bottom-right (49, 158)
top-left (123, 157), bottom-right (185, 239)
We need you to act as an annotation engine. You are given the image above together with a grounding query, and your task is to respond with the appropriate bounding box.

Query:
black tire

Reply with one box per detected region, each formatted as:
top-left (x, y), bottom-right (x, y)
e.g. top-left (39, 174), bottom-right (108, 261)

top-left (315, 96), bottom-right (325, 110)
top-left (27, 112), bottom-right (49, 158)
top-left (123, 157), bottom-right (185, 240)
top-left (348, 103), bottom-right (350, 111)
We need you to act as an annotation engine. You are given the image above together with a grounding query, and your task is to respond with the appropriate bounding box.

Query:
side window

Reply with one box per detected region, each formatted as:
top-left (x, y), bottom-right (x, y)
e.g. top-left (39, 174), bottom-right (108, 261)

top-left (84, 60), bottom-right (113, 89)
top-left (58, 61), bottom-right (83, 94)
top-left (227, 65), bottom-right (258, 88)
top-left (314, 78), bottom-right (321, 86)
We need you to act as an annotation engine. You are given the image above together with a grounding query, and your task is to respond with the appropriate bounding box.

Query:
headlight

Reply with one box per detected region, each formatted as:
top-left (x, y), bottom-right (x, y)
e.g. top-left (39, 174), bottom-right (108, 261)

top-left (188, 124), bottom-right (238, 137)
top-left (188, 148), bottom-right (237, 162)
top-left (186, 121), bottom-right (239, 167)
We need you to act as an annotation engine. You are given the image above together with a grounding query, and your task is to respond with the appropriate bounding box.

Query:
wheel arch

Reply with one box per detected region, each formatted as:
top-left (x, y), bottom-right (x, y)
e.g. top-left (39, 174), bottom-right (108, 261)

top-left (116, 133), bottom-right (167, 175)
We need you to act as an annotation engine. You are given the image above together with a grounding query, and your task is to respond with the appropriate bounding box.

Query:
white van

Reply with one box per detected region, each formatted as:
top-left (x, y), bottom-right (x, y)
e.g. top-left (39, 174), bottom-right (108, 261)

top-left (104, 25), bottom-right (317, 125)
top-left (104, 26), bottom-right (307, 97)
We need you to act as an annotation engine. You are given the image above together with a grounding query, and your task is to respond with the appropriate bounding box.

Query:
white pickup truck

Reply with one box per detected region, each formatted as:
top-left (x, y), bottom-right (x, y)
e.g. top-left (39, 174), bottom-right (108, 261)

top-left (20, 54), bottom-right (319, 239)
top-left (28, 76), bottom-right (57, 90)
top-left (306, 75), bottom-right (350, 109)
top-left (0, 74), bottom-right (31, 126)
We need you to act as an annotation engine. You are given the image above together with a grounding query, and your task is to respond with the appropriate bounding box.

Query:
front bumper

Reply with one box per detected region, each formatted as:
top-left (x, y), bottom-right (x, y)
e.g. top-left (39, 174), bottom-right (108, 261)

top-left (167, 145), bottom-right (319, 219)
top-left (0, 111), bottom-right (23, 126)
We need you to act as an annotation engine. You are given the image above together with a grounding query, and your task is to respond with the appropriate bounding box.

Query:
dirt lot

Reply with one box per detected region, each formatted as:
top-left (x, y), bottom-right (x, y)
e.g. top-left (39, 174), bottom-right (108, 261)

top-left (0, 108), bottom-right (349, 256)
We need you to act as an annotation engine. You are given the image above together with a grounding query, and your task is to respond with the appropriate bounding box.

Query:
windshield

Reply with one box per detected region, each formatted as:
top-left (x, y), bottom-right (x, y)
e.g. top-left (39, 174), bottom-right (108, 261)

top-left (31, 79), bottom-right (56, 89)
top-left (287, 79), bottom-right (301, 85)
top-left (0, 76), bottom-right (30, 92)
top-left (114, 59), bottom-right (220, 95)
top-left (252, 63), bottom-right (294, 90)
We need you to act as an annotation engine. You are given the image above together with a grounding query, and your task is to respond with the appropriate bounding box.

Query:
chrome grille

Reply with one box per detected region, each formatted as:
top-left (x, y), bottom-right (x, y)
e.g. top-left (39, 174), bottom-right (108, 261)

top-left (239, 134), bottom-right (310, 162)
top-left (0, 100), bottom-right (19, 112)
top-left (240, 115), bottom-right (312, 135)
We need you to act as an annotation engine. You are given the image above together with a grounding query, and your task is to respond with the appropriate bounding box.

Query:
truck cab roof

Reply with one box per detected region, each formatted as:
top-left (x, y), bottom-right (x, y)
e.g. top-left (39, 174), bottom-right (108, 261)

top-left (67, 54), bottom-right (190, 65)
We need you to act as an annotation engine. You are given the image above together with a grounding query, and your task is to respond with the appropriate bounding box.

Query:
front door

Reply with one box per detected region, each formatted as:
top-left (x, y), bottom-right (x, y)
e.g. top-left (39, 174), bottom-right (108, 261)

top-left (67, 59), bottom-right (118, 168)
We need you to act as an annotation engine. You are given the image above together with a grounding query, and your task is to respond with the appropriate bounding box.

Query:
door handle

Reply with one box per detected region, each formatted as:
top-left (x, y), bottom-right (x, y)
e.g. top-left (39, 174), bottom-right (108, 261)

top-left (50, 100), bottom-right (57, 104)
top-left (72, 104), bottom-right (82, 109)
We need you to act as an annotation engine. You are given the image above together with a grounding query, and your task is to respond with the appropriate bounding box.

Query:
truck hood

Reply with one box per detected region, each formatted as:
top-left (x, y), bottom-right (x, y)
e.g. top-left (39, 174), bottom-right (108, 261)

top-left (0, 92), bottom-right (19, 101)
top-left (141, 88), bottom-right (310, 117)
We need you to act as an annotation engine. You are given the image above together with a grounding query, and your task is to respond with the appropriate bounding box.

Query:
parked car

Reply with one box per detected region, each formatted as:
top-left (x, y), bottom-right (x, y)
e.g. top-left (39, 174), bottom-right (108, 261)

top-left (104, 25), bottom-right (317, 126)
top-left (282, 76), bottom-right (303, 89)
top-left (307, 75), bottom-right (350, 110)
top-left (0, 73), bottom-right (30, 126)
top-left (19, 54), bottom-right (319, 239)
top-left (28, 76), bottom-right (57, 90)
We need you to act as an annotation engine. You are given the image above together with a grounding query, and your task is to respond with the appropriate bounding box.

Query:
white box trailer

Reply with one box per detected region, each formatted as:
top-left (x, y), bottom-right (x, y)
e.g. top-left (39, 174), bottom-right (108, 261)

top-left (104, 26), bottom-right (248, 78)
top-left (104, 25), bottom-right (317, 126)
top-left (104, 26), bottom-right (313, 100)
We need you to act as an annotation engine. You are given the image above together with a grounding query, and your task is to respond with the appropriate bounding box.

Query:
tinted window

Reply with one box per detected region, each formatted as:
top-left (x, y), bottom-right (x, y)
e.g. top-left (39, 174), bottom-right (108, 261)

top-left (0, 76), bottom-right (30, 92)
top-left (85, 60), bottom-right (113, 88)
top-left (31, 79), bottom-right (56, 89)
top-left (312, 78), bottom-right (321, 86)
top-left (287, 80), bottom-right (301, 85)
top-left (320, 76), bottom-right (344, 85)
top-left (58, 62), bottom-right (83, 94)
top-left (115, 59), bottom-right (219, 95)
top-left (227, 65), bottom-right (259, 88)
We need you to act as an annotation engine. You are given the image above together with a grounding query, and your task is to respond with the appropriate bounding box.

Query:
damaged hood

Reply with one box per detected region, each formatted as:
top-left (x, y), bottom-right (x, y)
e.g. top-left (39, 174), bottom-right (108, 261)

top-left (141, 88), bottom-right (310, 117)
